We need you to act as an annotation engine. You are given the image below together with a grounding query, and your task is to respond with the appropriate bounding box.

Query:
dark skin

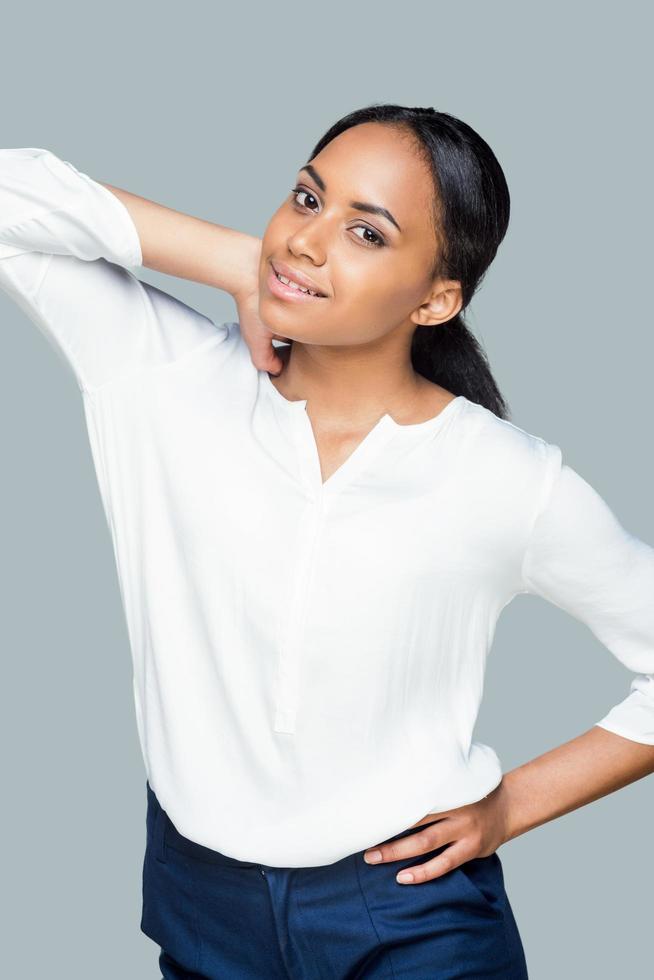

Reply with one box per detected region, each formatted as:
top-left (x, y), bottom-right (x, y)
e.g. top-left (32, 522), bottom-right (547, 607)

top-left (244, 121), bottom-right (464, 485)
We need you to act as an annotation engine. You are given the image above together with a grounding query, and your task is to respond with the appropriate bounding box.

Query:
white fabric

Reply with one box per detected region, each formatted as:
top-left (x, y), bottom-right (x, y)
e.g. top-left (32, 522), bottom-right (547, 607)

top-left (2, 147), bottom-right (653, 867)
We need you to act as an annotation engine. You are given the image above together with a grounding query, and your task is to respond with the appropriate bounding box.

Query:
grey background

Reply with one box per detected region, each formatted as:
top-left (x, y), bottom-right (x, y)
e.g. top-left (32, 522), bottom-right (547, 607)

top-left (1, 1), bottom-right (651, 976)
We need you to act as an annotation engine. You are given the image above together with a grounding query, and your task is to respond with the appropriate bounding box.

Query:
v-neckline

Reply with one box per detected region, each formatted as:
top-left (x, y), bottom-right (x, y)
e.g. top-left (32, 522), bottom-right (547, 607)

top-left (261, 369), bottom-right (467, 495)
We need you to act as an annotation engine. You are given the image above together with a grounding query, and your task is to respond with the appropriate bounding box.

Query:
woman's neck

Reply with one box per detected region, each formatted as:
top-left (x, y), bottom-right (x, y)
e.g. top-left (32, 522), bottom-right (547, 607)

top-left (269, 339), bottom-right (455, 428)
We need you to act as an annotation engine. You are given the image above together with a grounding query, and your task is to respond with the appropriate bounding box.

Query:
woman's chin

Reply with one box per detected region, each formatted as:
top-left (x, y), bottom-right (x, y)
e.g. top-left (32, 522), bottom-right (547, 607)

top-left (258, 303), bottom-right (311, 339)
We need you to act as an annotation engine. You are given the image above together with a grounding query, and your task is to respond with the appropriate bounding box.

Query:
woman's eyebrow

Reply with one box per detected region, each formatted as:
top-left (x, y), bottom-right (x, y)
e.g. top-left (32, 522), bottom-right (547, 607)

top-left (298, 164), bottom-right (402, 233)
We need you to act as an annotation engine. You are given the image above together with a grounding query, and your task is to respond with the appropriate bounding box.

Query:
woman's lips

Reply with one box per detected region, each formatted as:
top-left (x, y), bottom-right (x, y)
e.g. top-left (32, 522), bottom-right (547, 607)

top-left (266, 263), bottom-right (328, 302)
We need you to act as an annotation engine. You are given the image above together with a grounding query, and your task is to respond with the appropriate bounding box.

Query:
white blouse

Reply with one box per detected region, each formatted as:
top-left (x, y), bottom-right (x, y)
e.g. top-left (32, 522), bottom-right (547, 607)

top-left (1, 147), bottom-right (653, 868)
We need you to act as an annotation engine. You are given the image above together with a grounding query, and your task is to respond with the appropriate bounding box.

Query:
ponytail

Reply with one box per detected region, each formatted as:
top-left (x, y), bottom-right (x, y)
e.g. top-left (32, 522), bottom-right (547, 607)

top-left (411, 315), bottom-right (509, 420)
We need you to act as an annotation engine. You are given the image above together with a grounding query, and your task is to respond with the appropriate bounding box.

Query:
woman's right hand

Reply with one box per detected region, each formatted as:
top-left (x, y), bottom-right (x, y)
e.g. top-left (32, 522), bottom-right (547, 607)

top-left (233, 239), bottom-right (289, 377)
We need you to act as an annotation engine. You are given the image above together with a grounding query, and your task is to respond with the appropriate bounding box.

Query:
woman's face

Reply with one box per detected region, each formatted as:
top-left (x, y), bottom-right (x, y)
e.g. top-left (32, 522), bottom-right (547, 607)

top-left (258, 121), bottom-right (459, 347)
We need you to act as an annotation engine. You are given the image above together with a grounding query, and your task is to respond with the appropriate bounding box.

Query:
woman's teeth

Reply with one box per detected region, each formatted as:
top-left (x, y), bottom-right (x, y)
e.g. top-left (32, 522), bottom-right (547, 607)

top-left (275, 270), bottom-right (322, 297)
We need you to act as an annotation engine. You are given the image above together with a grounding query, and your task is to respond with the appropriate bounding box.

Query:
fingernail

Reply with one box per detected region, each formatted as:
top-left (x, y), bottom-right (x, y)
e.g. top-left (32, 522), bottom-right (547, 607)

top-left (397, 872), bottom-right (414, 883)
top-left (364, 850), bottom-right (382, 864)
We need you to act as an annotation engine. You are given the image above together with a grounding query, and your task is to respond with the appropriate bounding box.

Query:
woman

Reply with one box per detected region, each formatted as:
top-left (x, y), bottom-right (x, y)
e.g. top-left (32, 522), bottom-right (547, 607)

top-left (1, 104), bottom-right (653, 978)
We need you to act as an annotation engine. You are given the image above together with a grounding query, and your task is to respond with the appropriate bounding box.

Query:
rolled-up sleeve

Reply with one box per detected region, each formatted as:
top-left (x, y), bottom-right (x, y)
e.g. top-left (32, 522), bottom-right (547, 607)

top-left (0, 147), bottom-right (220, 393)
top-left (520, 443), bottom-right (654, 745)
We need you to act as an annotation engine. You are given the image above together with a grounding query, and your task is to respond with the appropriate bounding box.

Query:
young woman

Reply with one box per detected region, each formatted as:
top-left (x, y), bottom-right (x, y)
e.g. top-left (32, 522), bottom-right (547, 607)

top-left (1, 104), bottom-right (653, 979)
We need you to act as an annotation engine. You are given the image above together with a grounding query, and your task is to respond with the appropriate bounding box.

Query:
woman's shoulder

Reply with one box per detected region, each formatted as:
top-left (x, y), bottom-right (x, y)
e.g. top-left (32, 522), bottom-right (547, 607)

top-left (456, 395), bottom-right (561, 493)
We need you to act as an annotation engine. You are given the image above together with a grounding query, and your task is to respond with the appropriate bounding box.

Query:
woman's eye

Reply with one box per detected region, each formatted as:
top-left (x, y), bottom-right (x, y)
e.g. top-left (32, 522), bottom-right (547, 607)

top-left (290, 187), bottom-right (319, 211)
top-left (289, 187), bottom-right (386, 249)
top-left (350, 226), bottom-right (385, 248)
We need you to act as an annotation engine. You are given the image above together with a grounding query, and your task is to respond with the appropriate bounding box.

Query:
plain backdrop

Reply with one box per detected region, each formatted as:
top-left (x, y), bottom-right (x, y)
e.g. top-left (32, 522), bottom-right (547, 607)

top-left (1, 2), bottom-right (651, 977)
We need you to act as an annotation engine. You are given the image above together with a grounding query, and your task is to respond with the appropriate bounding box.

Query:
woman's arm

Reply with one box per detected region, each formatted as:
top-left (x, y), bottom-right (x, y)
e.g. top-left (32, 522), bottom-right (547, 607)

top-left (503, 449), bottom-right (654, 830)
top-left (499, 724), bottom-right (654, 842)
top-left (102, 183), bottom-right (285, 375)
top-left (363, 718), bottom-right (654, 885)
top-left (0, 147), bottom-right (229, 392)
top-left (100, 182), bottom-right (261, 302)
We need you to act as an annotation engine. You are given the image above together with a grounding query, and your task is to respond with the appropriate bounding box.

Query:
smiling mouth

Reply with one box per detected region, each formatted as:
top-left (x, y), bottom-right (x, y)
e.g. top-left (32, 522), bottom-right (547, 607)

top-left (272, 265), bottom-right (327, 298)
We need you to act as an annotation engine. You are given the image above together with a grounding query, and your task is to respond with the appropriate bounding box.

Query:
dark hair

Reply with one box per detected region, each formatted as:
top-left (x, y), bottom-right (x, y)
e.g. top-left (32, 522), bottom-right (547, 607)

top-left (308, 103), bottom-right (512, 420)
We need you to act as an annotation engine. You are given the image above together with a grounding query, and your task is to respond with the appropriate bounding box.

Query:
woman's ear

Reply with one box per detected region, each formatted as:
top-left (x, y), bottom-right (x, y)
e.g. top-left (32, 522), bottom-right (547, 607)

top-left (411, 279), bottom-right (463, 327)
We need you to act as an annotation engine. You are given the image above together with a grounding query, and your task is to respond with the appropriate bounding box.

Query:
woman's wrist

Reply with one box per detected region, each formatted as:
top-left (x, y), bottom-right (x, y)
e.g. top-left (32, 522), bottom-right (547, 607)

top-left (230, 234), bottom-right (262, 304)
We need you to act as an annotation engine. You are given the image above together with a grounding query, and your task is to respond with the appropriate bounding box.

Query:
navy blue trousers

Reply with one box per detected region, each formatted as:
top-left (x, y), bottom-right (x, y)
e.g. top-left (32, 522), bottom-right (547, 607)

top-left (141, 782), bottom-right (528, 978)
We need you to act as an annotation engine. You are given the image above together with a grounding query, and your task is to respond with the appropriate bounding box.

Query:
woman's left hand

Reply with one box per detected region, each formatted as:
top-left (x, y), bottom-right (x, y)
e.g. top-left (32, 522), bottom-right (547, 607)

top-left (362, 782), bottom-right (512, 885)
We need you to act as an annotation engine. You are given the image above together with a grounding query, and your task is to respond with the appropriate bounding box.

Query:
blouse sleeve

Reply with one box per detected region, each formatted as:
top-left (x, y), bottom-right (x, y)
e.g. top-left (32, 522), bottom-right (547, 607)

top-left (520, 443), bottom-right (654, 745)
top-left (0, 147), bottom-right (221, 394)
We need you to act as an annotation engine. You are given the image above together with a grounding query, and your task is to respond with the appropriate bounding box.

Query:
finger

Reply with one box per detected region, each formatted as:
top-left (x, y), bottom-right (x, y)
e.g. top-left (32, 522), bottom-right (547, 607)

top-left (249, 337), bottom-right (284, 375)
top-left (366, 815), bottom-right (446, 851)
top-left (395, 839), bottom-right (474, 885)
top-left (363, 821), bottom-right (453, 866)
top-left (407, 813), bottom-right (449, 829)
